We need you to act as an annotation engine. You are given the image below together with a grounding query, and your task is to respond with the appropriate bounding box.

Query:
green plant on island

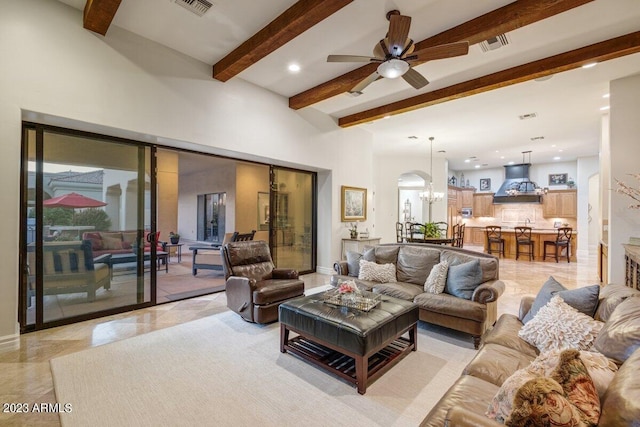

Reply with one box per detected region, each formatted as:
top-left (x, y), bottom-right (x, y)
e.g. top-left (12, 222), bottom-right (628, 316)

top-left (169, 231), bottom-right (180, 239)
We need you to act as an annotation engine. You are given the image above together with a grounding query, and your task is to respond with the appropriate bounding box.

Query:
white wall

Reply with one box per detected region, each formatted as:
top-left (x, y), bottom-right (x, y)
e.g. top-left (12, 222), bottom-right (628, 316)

top-left (374, 151), bottom-right (447, 243)
top-left (576, 156), bottom-right (600, 256)
top-left (609, 74), bottom-right (640, 284)
top-left (0, 1), bottom-right (374, 344)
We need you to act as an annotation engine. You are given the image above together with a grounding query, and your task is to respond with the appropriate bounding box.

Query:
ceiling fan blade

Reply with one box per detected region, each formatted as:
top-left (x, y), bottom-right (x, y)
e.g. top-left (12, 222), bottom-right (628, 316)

top-left (386, 14), bottom-right (411, 57)
top-left (402, 67), bottom-right (429, 89)
top-left (407, 41), bottom-right (470, 62)
top-left (350, 71), bottom-right (380, 94)
top-left (327, 55), bottom-right (380, 63)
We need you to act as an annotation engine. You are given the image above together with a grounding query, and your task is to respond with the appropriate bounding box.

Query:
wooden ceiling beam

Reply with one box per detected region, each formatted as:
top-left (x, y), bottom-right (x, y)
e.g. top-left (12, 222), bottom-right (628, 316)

top-left (213, 0), bottom-right (353, 82)
top-left (337, 31), bottom-right (640, 127)
top-left (289, 0), bottom-right (595, 110)
top-left (83, 0), bottom-right (122, 36)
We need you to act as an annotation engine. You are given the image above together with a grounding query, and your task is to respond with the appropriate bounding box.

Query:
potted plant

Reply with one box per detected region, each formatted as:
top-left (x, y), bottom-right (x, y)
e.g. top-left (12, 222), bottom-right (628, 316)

top-left (169, 232), bottom-right (180, 244)
top-left (348, 222), bottom-right (358, 239)
top-left (420, 222), bottom-right (442, 238)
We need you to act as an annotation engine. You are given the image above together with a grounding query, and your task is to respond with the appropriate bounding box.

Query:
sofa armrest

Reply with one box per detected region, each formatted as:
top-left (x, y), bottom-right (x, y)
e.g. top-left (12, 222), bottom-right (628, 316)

top-left (445, 407), bottom-right (503, 427)
top-left (334, 261), bottom-right (348, 275)
top-left (272, 269), bottom-right (299, 280)
top-left (471, 280), bottom-right (505, 304)
top-left (93, 253), bottom-right (111, 265)
top-left (519, 295), bottom-right (536, 321)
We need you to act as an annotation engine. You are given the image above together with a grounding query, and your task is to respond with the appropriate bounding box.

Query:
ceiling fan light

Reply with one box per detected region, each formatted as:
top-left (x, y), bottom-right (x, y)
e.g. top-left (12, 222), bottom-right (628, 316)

top-left (377, 59), bottom-right (409, 79)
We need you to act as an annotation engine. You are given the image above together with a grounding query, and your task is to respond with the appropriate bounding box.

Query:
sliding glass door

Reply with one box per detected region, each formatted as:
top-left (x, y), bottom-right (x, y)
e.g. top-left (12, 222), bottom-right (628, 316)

top-left (270, 167), bottom-right (315, 274)
top-left (20, 125), bottom-right (153, 331)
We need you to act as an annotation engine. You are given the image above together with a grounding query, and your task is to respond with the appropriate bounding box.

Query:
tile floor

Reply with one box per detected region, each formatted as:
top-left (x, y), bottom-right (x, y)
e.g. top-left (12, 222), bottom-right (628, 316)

top-left (1, 248), bottom-right (600, 426)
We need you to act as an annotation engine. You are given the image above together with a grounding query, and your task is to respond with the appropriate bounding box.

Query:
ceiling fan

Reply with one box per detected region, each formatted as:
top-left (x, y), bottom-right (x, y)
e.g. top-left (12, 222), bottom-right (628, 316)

top-left (327, 10), bottom-right (469, 95)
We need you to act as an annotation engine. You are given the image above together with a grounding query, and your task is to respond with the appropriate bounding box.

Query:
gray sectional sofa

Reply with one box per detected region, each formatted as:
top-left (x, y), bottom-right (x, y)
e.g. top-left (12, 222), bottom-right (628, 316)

top-left (333, 243), bottom-right (505, 349)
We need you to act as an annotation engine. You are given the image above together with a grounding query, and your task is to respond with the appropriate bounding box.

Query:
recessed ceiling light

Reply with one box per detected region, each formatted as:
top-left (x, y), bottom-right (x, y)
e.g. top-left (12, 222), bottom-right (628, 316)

top-left (495, 150), bottom-right (499, 153)
top-left (559, 149), bottom-right (563, 152)
top-left (464, 159), bottom-right (471, 163)
top-left (474, 165), bottom-right (481, 168)
top-left (551, 144), bottom-right (556, 147)
top-left (582, 62), bottom-right (597, 69)
top-left (508, 161), bottom-right (515, 165)
top-left (500, 156), bottom-right (505, 159)
top-left (288, 63), bottom-right (301, 73)
top-left (600, 106), bottom-right (610, 111)
top-left (383, 115), bottom-right (391, 119)
top-left (603, 93), bottom-right (610, 98)
top-left (553, 156), bottom-right (561, 160)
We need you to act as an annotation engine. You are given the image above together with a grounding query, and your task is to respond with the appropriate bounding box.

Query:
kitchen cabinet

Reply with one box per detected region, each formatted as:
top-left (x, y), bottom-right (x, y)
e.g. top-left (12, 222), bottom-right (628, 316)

top-left (473, 194), bottom-right (495, 217)
top-left (542, 190), bottom-right (577, 218)
top-left (461, 188), bottom-right (474, 208)
top-left (463, 227), bottom-right (486, 246)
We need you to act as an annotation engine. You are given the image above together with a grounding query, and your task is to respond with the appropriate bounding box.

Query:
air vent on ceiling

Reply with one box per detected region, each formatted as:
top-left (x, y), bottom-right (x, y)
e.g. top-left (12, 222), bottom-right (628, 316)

top-left (174, 0), bottom-right (213, 17)
top-left (479, 34), bottom-right (510, 52)
top-left (530, 136), bottom-right (545, 141)
top-left (519, 112), bottom-right (537, 120)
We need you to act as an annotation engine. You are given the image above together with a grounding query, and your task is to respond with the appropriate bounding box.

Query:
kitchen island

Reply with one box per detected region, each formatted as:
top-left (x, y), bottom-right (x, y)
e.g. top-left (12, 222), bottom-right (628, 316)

top-left (463, 226), bottom-right (577, 261)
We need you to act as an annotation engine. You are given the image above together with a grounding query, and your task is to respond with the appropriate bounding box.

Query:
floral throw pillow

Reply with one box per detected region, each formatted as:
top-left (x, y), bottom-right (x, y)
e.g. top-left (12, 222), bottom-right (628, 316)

top-left (424, 260), bottom-right (449, 294)
top-left (506, 349), bottom-right (600, 427)
top-left (518, 295), bottom-right (603, 353)
top-left (358, 259), bottom-right (397, 283)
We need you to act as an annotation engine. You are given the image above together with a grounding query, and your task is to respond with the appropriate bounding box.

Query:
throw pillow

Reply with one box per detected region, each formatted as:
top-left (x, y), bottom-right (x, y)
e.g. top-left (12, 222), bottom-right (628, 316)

top-left (101, 235), bottom-right (123, 251)
top-left (345, 251), bottom-right (362, 277)
top-left (529, 349), bottom-right (618, 400)
top-left (593, 297), bottom-right (640, 364)
top-left (486, 367), bottom-right (540, 423)
top-left (522, 276), bottom-right (600, 324)
top-left (518, 295), bottom-right (604, 353)
top-left (424, 260), bottom-right (449, 294)
top-left (506, 350), bottom-right (600, 426)
top-left (358, 259), bottom-right (397, 283)
top-left (444, 259), bottom-right (483, 299)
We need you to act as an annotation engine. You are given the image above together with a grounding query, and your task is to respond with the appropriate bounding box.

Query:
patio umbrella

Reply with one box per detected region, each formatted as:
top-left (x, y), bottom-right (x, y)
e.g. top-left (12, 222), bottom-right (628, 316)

top-left (43, 192), bottom-right (106, 208)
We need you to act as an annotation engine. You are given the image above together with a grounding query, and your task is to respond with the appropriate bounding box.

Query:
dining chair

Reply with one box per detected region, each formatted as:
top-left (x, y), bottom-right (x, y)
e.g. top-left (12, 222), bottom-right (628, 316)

top-left (543, 227), bottom-right (573, 263)
top-left (485, 226), bottom-right (505, 258)
top-left (514, 226), bottom-right (534, 261)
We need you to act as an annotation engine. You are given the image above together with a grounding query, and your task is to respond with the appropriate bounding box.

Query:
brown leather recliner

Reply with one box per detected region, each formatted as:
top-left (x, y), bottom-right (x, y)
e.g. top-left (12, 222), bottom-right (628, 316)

top-left (222, 240), bottom-right (304, 324)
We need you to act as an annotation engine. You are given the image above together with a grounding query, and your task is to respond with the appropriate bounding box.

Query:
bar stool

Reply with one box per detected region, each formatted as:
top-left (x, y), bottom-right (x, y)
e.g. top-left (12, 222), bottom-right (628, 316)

top-left (544, 227), bottom-right (573, 263)
top-left (514, 226), bottom-right (534, 261)
top-left (486, 226), bottom-right (505, 258)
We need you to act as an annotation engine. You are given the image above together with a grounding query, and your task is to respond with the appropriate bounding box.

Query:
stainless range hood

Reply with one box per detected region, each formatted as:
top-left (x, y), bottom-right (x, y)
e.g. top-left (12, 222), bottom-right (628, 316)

top-left (493, 163), bottom-right (543, 204)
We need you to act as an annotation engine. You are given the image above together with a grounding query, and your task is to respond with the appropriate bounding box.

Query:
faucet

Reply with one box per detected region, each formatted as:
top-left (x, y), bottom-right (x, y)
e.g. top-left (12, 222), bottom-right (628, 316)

top-left (525, 218), bottom-right (531, 227)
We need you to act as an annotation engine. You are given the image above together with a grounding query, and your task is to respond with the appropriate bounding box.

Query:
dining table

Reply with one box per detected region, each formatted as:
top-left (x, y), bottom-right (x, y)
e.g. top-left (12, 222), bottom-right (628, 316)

top-left (407, 236), bottom-right (454, 245)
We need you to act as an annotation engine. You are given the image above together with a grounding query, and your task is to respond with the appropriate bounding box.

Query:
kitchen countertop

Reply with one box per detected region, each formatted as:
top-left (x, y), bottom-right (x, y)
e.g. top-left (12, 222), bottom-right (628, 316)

top-left (465, 226), bottom-right (576, 234)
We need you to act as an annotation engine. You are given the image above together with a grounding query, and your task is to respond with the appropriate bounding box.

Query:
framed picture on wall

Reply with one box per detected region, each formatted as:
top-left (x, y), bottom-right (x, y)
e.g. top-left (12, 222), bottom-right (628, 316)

top-left (479, 178), bottom-right (491, 191)
top-left (341, 186), bottom-right (367, 221)
top-left (549, 173), bottom-right (568, 185)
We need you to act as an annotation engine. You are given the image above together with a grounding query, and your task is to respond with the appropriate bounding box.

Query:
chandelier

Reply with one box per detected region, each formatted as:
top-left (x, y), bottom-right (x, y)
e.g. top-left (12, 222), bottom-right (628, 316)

top-left (506, 151), bottom-right (545, 196)
top-left (420, 137), bottom-right (444, 221)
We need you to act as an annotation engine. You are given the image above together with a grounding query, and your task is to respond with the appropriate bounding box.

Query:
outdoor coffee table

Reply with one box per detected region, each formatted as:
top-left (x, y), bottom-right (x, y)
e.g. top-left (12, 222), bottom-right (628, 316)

top-left (279, 292), bottom-right (418, 394)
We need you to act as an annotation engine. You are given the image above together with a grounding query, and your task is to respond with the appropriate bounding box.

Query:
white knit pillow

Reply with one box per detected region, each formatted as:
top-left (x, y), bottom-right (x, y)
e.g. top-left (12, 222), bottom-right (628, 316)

top-left (424, 260), bottom-right (449, 293)
top-left (358, 259), bottom-right (397, 283)
top-left (519, 295), bottom-right (604, 353)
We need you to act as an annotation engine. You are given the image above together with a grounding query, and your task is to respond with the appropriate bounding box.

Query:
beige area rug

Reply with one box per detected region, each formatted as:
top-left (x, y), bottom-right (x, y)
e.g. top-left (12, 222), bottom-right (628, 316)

top-left (51, 311), bottom-right (477, 427)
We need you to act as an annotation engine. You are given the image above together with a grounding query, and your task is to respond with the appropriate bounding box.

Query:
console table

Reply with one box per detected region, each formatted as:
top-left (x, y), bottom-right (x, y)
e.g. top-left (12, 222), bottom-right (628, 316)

top-left (341, 237), bottom-right (381, 259)
top-left (623, 244), bottom-right (640, 290)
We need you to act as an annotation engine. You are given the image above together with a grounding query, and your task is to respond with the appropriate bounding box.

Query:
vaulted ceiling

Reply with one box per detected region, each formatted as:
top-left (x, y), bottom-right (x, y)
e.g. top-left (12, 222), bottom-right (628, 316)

top-left (62, 0), bottom-right (640, 170)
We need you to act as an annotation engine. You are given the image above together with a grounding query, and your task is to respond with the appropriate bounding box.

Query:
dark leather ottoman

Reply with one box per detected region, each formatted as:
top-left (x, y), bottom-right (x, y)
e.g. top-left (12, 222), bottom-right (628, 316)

top-left (279, 293), bottom-right (419, 394)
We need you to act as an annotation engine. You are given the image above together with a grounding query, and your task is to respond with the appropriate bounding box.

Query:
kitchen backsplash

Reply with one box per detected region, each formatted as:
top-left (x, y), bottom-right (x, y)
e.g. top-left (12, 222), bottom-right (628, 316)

top-left (462, 203), bottom-right (576, 229)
